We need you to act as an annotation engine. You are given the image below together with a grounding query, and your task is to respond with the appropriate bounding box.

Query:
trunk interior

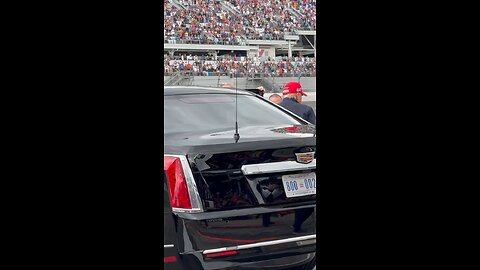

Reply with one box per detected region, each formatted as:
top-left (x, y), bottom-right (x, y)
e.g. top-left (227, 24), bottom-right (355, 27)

top-left (188, 145), bottom-right (316, 212)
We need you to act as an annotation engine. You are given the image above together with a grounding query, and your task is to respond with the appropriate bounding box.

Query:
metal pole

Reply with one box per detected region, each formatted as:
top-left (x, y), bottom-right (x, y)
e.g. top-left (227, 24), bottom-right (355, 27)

top-left (288, 40), bottom-right (292, 59)
top-left (273, 76), bottom-right (275, 92)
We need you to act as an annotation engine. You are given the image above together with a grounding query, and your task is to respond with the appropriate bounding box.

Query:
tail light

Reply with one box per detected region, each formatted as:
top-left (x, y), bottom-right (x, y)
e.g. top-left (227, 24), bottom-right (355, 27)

top-left (285, 126), bottom-right (299, 132)
top-left (205, 250), bottom-right (238, 259)
top-left (164, 155), bottom-right (203, 213)
top-left (164, 256), bottom-right (177, 263)
top-left (164, 156), bottom-right (191, 209)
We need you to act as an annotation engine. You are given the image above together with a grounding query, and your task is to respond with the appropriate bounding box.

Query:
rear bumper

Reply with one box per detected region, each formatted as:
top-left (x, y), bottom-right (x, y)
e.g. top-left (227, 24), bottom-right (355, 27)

top-left (177, 206), bottom-right (316, 252)
top-left (229, 253), bottom-right (315, 270)
top-left (203, 234), bottom-right (316, 254)
top-left (168, 206), bottom-right (316, 269)
top-left (180, 242), bottom-right (316, 270)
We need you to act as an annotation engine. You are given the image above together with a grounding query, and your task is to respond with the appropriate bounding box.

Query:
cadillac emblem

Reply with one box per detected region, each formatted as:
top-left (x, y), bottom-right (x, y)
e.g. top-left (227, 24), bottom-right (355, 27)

top-left (295, 152), bottom-right (315, 164)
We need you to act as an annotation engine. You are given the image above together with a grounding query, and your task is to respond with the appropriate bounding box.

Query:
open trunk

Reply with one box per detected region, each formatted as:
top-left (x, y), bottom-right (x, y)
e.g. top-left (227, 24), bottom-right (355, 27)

top-left (188, 143), bottom-right (316, 212)
top-left (174, 138), bottom-right (317, 254)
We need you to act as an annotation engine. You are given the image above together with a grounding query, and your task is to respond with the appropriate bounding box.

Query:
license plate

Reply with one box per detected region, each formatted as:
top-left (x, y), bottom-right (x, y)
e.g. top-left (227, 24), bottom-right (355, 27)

top-left (282, 172), bottom-right (316, 198)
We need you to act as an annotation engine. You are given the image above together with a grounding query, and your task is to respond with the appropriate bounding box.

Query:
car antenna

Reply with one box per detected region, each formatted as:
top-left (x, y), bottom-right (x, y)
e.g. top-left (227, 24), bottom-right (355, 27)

top-left (233, 71), bottom-right (240, 143)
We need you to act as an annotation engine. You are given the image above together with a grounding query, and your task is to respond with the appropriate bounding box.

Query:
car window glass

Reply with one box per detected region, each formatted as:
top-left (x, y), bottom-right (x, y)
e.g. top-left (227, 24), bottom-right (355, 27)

top-left (164, 94), bottom-right (302, 133)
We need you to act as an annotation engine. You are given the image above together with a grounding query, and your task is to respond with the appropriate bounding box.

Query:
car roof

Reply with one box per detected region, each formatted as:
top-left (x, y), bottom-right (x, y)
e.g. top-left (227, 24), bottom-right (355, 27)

top-left (164, 86), bottom-right (254, 96)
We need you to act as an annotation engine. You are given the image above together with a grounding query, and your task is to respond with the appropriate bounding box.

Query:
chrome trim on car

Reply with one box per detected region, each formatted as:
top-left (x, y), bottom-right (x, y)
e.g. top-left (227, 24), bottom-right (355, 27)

top-left (241, 160), bottom-right (316, 175)
top-left (171, 207), bottom-right (203, 213)
top-left (164, 244), bottom-right (174, 248)
top-left (202, 234), bottom-right (316, 254)
top-left (164, 154), bottom-right (204, 213)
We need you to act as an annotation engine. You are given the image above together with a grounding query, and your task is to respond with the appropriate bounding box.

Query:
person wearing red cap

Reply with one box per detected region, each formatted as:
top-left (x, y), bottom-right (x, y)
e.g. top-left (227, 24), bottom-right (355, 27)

top-left (278, 81), bottom-right (316, 125)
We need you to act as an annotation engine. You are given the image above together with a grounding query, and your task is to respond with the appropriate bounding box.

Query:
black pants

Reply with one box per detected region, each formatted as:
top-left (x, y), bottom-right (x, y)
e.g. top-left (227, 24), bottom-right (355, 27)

top-left (293, 208), bottom-right (314, 232)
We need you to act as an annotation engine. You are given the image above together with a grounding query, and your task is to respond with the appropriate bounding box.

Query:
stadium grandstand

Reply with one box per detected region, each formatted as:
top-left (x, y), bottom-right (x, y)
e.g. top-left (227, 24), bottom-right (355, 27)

top-left (164, 0), bottom-right (316, 93)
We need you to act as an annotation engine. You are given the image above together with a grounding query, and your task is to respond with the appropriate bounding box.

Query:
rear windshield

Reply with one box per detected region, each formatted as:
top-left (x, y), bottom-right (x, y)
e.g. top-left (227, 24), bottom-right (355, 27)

top-left (164, 94), bottom-right (303, 133)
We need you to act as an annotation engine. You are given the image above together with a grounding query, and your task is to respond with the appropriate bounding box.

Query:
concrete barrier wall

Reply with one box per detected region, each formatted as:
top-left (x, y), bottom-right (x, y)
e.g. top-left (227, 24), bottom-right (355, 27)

top-left (268, 77), bottom-right (316, 92)
top-left (264, 92), bottom-right (316, 102)
top-left (165, 76), bottom-right (316, 92)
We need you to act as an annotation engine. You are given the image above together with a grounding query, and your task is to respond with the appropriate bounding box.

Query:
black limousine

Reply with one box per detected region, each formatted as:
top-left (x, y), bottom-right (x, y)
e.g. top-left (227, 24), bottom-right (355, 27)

top-left (164, 86), bottom-right (316, 270)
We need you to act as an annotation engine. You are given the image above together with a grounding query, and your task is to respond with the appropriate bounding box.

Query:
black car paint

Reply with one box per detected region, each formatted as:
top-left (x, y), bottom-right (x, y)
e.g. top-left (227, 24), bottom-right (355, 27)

top-left (164, 87), bottom-right (316, 270)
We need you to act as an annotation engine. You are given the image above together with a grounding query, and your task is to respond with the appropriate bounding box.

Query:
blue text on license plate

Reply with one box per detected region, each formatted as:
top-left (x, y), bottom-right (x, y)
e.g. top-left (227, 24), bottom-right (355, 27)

top-left (282, 172), bottom-right (316, 198)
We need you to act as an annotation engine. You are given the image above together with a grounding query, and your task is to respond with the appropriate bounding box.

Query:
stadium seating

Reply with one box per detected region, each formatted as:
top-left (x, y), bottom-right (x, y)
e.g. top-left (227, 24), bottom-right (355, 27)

top-left (164, 54), bottom-right (316, 76)
top-left (164, 0), bottom-right (316, 77)
top-left (164, 0), bottom-right (316, 44)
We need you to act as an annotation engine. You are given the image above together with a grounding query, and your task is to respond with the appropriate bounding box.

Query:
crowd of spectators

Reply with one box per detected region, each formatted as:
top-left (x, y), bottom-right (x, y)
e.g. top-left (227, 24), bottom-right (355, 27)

top-left (164, 54), bottom-right (316, 77)
top-left (164, 0), bottom-right (316, 44)
top-left (228, 0), bottom-right (316, 40)
top-left (164, 0), bottom-right (245, 45)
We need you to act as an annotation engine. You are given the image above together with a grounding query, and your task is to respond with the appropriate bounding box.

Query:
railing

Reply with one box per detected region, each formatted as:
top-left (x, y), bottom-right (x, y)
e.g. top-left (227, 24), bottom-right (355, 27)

top-left (164, 72), bottom-right (316, 78)
top-left (164, 71), bottom-right (183, 85)
top-left (221, 1), bottom-right (240, 15)
top-left (164, 72), bottom-right (316, 92)
top-left (164, 32), bottom-right (317, 44)
top-left (168, 0), bottom-right (184, 10)
top-left (164, 38), bottom-right (246, 45)
top-left (164, 55), bottom-right (316, 62)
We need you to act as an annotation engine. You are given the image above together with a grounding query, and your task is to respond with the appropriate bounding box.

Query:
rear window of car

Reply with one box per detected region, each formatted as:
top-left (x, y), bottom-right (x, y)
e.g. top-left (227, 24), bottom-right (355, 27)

top-left (164, 94), bottom-right (303, 133)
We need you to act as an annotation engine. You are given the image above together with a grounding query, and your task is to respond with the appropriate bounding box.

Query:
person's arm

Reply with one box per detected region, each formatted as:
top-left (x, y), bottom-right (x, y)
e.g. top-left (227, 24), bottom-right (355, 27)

top-left (307, 107), bottom-right (316, 125)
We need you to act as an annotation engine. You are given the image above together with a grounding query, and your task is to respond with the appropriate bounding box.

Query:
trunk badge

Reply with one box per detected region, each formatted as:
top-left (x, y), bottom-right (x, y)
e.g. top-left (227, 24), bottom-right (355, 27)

top-left (295, 152), bottom-right (315, 164)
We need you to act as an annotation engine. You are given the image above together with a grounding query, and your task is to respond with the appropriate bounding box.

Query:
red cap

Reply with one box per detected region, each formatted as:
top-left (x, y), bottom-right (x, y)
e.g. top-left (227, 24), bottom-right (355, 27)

top-left (282, 81), bottom-right (307, 96)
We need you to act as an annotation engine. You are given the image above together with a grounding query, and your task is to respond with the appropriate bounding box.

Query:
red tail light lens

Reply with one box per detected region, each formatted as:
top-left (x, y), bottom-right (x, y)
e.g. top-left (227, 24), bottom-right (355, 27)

top-left (205, 250), bottom-right (238, 258)
top-left (285, 126), bottom-right (299, 132)
top-left (164, 156), bottom-right (192, 209)
top-left (164, 256), bottom-right (177, 263)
